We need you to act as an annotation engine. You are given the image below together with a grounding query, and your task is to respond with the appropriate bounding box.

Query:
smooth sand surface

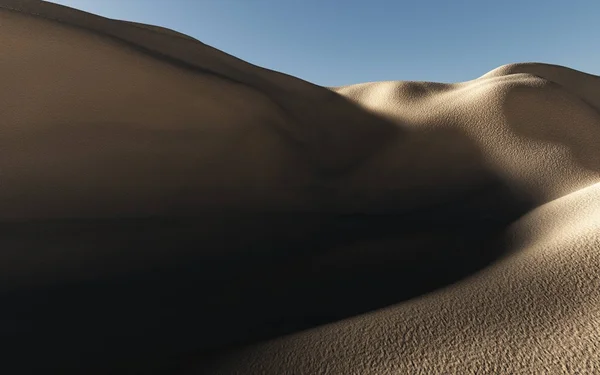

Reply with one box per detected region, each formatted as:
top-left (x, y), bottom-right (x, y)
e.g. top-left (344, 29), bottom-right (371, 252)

top-left (1, 1), bottom-right (599, 374)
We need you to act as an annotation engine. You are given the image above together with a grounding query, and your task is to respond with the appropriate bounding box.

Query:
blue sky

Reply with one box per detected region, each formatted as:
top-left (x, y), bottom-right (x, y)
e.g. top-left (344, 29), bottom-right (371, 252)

top-left (47, 0), bottom-right (599, 86)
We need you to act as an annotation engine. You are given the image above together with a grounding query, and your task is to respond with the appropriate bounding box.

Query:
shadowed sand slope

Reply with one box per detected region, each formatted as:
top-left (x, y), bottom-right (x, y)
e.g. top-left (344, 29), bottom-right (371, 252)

top-left (1, 1), bottom-right (599, 374)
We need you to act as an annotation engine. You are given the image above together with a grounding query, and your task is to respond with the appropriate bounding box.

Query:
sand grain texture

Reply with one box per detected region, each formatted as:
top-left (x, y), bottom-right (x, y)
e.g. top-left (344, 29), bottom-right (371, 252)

top-left (1, 1), bottom-right (599, 374)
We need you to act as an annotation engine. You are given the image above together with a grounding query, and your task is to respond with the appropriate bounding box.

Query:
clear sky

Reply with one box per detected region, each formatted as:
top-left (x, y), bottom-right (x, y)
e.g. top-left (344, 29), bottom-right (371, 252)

top-left (47, 0), bottom-right (599, 87)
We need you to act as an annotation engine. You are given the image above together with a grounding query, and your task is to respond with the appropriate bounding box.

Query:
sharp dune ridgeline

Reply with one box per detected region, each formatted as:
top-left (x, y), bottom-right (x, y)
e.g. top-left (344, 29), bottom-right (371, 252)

top-left (1, 1), bottom-right (599, 374)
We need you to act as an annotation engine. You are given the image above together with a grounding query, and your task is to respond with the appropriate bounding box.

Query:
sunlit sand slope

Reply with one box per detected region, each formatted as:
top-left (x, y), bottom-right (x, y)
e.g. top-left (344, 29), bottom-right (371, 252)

top-left (206, 62), bottom-right (600, 375)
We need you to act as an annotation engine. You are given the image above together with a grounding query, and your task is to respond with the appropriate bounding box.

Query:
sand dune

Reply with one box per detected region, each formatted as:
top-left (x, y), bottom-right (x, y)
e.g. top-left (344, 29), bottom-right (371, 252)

top-left (1, 1), bottom-right (599, 374)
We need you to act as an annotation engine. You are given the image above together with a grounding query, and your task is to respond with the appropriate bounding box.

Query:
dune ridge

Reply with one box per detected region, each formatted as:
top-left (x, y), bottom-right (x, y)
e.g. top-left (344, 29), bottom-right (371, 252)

top-left (1, 1), bottom-right (599, 374)
top-left (203, 64), bottom-right (600, 374)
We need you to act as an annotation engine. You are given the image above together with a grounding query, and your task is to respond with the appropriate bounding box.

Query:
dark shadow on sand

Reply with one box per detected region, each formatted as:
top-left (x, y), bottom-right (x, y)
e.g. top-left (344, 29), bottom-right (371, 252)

top-left (1, 178), bottom-right (533, 375)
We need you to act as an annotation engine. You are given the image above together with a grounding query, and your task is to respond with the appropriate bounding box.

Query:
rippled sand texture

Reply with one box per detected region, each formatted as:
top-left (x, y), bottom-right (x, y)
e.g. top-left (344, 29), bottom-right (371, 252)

top-left (1, 1), bottom-right (599, 374)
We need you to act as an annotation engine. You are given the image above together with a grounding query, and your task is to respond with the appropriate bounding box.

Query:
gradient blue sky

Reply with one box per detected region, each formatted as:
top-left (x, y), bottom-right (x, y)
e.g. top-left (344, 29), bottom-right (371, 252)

top-left (47, 0), bottom-right (599, 86)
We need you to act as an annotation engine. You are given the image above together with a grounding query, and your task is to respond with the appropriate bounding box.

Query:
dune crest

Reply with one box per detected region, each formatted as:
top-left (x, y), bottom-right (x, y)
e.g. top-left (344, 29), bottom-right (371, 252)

top-left (1, 1), bottom-right (599, 374)
top-left (207, 182), bottom-right (600, 375)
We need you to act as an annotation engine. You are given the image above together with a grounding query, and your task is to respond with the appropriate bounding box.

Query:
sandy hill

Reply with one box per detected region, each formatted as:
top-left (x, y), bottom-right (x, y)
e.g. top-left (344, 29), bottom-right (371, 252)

top-left (1, 1), bottom-right (599, 374)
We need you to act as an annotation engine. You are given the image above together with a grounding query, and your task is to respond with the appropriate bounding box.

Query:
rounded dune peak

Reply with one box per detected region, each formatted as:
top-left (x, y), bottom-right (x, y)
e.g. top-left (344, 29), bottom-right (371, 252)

top-left (478, 62), bottom-right (600, 110)
top-left (479, 61), bottom-right (599, 79)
